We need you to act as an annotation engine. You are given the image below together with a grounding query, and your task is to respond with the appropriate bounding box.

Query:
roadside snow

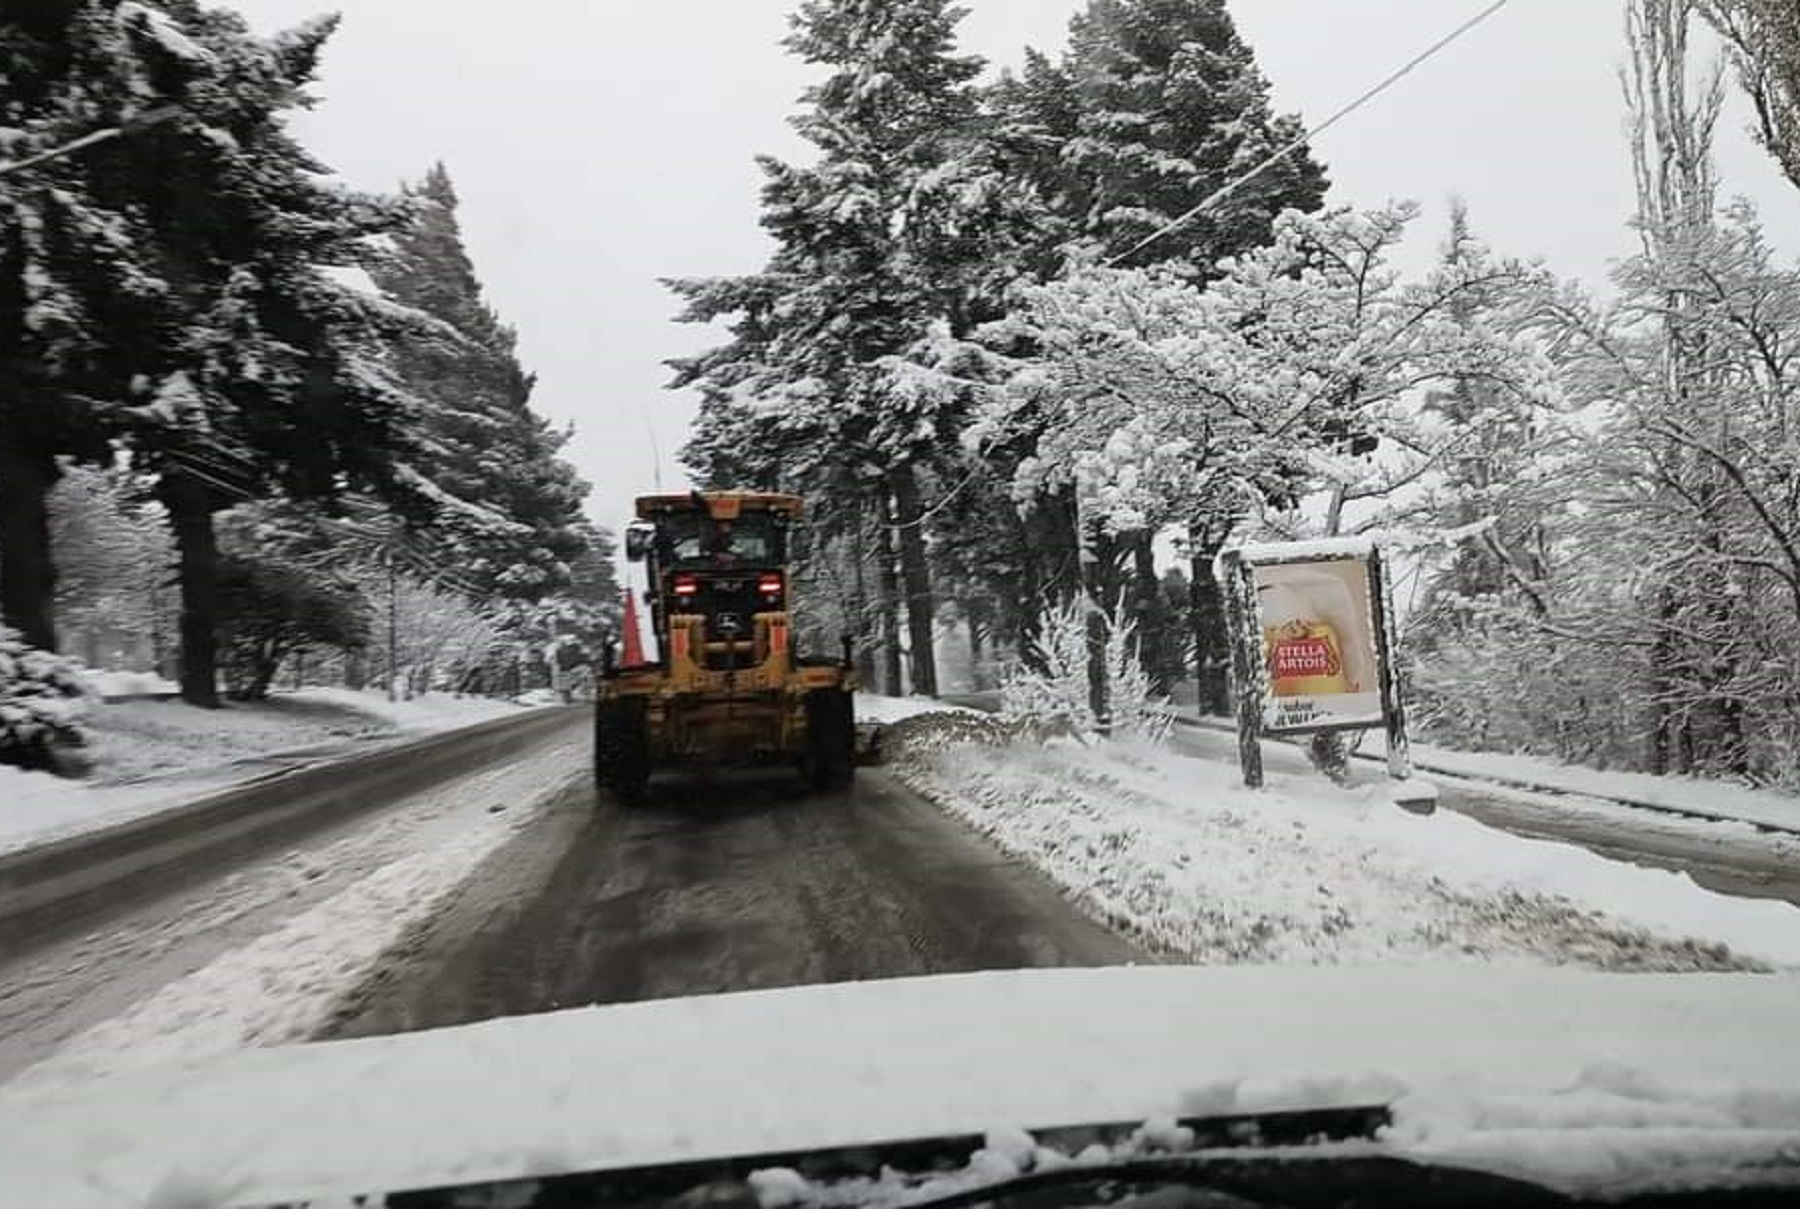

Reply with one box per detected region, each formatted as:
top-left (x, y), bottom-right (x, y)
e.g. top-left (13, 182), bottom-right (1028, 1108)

top-left (892, 736), bottom-right (1800, 970)
top-left (1183, 714), bottom-right (1800, 834)
top-left (2, 965), bottom-right (1797, 1207)
top-left (0, 689), bottom-right (532, 856)
top-left (1356, 726), bottom-right (1800, 833)
top-left (3, 734), bottom-right (586, 1093)
top-left (856, 694), bottom-right (977, 725)
top-left (285, 686), bottom-right (528, 733)
top-left (82, 669), bottom-right (178, 698)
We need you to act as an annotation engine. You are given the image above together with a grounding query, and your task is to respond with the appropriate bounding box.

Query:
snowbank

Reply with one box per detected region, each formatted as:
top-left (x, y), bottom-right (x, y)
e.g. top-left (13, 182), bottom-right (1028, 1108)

top-left (892, 737), bottom-right (1800, 970)
top-left (855, 694), bottom-right (978, 725)
top-left (0, 766), bottom-right (195, 856)
top-left (82, 670), bottom-right (179, 699)
top-left (0, 689), bottom-right (531, 855)
top-left (1354, 726), bottom-right (1800, 833)
top-left (285, 686), bottom-right (528, 732)
top-left (1181, 712), bottom-right (1800, 834)
top-left (3, 965), bottom-right (1797, 1207)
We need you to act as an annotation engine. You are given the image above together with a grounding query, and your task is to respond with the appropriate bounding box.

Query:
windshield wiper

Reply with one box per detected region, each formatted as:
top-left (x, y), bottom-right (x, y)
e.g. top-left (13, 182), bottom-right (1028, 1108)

top-left (901, 1153), bottom-right (1800, 1209)
top-left (903, 1153), bottom-right (1570, 1209)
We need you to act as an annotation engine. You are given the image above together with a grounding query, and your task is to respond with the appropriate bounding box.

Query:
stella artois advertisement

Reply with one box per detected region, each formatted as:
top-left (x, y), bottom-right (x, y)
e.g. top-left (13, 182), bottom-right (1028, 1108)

top-left (1252, 557), bottom-right (1384, 733)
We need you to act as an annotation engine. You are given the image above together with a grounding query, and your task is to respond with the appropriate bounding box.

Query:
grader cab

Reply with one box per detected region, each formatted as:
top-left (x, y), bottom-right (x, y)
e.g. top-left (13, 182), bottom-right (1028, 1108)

top-left (594, 491), bottom-right (857, 804)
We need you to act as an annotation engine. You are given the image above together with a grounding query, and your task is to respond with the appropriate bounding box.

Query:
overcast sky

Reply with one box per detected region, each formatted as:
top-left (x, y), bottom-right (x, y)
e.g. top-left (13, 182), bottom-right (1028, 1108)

top-left (233, 0), bottom-right (1800, 531)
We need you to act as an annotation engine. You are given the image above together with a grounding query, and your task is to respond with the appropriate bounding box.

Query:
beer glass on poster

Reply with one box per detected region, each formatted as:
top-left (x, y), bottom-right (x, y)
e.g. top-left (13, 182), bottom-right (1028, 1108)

top-left (1215, 544), bottom-right (1414, 792)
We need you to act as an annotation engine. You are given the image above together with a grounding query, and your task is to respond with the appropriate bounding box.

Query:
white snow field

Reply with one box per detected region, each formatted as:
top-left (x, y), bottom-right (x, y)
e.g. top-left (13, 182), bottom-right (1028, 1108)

top-left (2, 965), bottom-right (1797, 1208)
top-left (0, 687), bottom-right (535, 855)
top-left (890, 729), bottom-right (1800, 971)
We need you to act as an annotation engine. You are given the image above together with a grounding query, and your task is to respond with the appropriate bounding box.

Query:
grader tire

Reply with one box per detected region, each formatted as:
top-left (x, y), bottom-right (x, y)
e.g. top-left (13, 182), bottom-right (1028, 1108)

top-left (805, 688), bottom-right (856, 793)
top-left (595, 697), bottom-right (651, 807)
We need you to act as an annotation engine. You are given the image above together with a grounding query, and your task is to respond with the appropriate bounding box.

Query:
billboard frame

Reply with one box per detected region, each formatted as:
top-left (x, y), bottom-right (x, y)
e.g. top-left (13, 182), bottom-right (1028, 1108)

top-left (1215, 540), bottom-right (1413, 791)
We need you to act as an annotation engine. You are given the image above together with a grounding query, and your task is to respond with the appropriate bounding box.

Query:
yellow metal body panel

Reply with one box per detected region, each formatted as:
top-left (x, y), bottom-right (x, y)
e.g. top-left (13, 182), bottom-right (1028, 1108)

top-left (599, 612), bottom-right (854, 760)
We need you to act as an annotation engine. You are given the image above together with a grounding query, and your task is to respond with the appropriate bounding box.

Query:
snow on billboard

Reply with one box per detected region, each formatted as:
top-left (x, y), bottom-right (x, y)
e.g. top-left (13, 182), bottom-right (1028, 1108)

top-left (1252, 557), bottom-right (1384, 733)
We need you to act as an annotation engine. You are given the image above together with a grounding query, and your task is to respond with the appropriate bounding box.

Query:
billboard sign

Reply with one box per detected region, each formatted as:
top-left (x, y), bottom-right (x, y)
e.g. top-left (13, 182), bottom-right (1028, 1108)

top-left (1215, 539), bottom-right (1417, 794)
top-left (1252, 556), bottom-right (1384, 733)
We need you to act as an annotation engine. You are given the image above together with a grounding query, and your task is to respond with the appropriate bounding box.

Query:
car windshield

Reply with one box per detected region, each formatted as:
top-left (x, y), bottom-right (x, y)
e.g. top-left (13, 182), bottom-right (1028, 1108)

top-left (7, 1), bottom-right (1800, 1206)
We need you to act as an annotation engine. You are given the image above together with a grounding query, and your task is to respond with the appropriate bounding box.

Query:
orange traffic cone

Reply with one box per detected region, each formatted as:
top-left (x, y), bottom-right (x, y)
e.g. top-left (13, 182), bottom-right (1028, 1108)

top-left (621, 586), bottom-right (645, 667)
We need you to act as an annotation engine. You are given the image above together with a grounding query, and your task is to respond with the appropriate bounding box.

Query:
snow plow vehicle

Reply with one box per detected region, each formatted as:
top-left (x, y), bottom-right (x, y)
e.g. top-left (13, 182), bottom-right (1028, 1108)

top-left (594, 491), bottom-right (857, 804)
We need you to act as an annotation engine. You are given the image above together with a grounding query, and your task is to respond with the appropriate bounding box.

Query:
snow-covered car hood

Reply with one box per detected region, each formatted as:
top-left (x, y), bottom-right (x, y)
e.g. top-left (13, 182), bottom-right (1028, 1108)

top-left (3, 964), bottom-right (1799, 1207)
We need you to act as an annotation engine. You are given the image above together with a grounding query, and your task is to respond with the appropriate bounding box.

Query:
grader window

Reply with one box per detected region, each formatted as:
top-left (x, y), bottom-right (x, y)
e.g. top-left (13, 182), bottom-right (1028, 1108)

top-left (659, 511), bottom-right (786, 567)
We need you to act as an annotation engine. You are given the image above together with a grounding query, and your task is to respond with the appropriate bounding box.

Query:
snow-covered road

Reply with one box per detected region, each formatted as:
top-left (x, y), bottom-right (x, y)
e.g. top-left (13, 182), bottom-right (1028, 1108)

top-left (0, 713), bottom-right (590, 1089)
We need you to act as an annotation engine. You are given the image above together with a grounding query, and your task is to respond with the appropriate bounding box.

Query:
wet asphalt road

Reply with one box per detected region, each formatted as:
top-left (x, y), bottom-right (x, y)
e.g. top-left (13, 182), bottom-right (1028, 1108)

top-left (321, 767), bottom-right (1149, 1040)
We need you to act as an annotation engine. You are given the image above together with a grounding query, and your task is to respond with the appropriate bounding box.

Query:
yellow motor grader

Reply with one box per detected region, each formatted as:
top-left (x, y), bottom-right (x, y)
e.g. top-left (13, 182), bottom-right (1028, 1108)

top-left (594, 491), bottom-right (858, 804)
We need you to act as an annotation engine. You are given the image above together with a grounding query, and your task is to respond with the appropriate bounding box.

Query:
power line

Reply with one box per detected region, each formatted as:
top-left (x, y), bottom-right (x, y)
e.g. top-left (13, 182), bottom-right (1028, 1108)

top-left (1107, 0), bottom-right (1514, 267)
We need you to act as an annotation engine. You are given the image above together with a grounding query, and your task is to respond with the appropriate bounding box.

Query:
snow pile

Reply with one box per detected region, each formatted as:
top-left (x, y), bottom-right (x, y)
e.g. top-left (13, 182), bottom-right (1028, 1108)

top-left (82, 670), bottom-right (179, 699)
top-left (1, 689), bottom-right (530, 855)
top-left (890, 736), bottom-right (1800, 970)
top-left (286, 686), bottom-right (530, 732)
top-left (82, 694), bottom-right (393, 784)
top-left (87, 689), bottom-right (526, 783)
top-left (854, 694), bottom-right (978, 726)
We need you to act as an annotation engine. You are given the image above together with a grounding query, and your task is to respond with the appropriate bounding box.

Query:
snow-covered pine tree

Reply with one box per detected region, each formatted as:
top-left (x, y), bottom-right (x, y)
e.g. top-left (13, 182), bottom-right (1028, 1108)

top-left (5, 3), bottom-right (437, 705)
top-left (118, 7), bottom-right (433, 706)
top-left (977, 0), bottom-right (1330, 708)
top-left (368, 164), bottom-right (596, 607)
top-left (999, 0), bottom-right (1328, 270)
top-left (670, 0), bottom-right (1034, 698)
top-left (0, 1), bottom-right (186, 651)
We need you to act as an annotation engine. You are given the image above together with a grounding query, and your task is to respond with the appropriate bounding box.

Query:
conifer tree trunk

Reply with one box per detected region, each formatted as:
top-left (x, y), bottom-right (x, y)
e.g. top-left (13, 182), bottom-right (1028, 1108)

top-left (0, 422), bottom-right (61, 651)
top-left (1129, 533), bottom-right (1173, 695)
top-left (1189, 522), bottom-right (1232, 717)
top-left (876, 490), bottom-right (905, 696)
top-left (1076, 498), bottom-right (1111, 737)
top-left (160, 470), bottom-right (223, 708)
top-left (848, 503), bottom-right (878, 685)
top-left (889, 465), bottom-right (938, 698)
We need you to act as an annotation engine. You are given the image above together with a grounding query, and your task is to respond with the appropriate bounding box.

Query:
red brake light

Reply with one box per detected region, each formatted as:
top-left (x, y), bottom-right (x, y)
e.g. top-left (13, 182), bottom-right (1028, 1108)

top-left (758, 574), bottom-right (783, 596)
top-left (673, 575), bottom-right (699, 598)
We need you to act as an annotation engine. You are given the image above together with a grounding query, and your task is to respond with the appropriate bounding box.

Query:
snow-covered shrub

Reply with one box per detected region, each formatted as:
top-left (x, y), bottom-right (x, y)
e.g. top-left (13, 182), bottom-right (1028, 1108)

top-left (0, 628), bottom-right (94, 772)
top-left (1001, 599), bottom-right (1172, 744)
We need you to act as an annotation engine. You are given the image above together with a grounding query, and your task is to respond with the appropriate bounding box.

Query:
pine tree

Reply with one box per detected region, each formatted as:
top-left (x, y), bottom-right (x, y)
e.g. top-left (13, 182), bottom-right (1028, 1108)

top-left (371, 164), bottom-right (595, 606)
top-left (669, 0), bottom-right (1020, 697)
top-left (3, 3), bottom-right (428, 706)
top-left (999, 0), bottom-right (1328, 269)
top-left (975, 0), bottom-right (1330, 705)
top-left (0, 0), bottom-right (185, 650)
